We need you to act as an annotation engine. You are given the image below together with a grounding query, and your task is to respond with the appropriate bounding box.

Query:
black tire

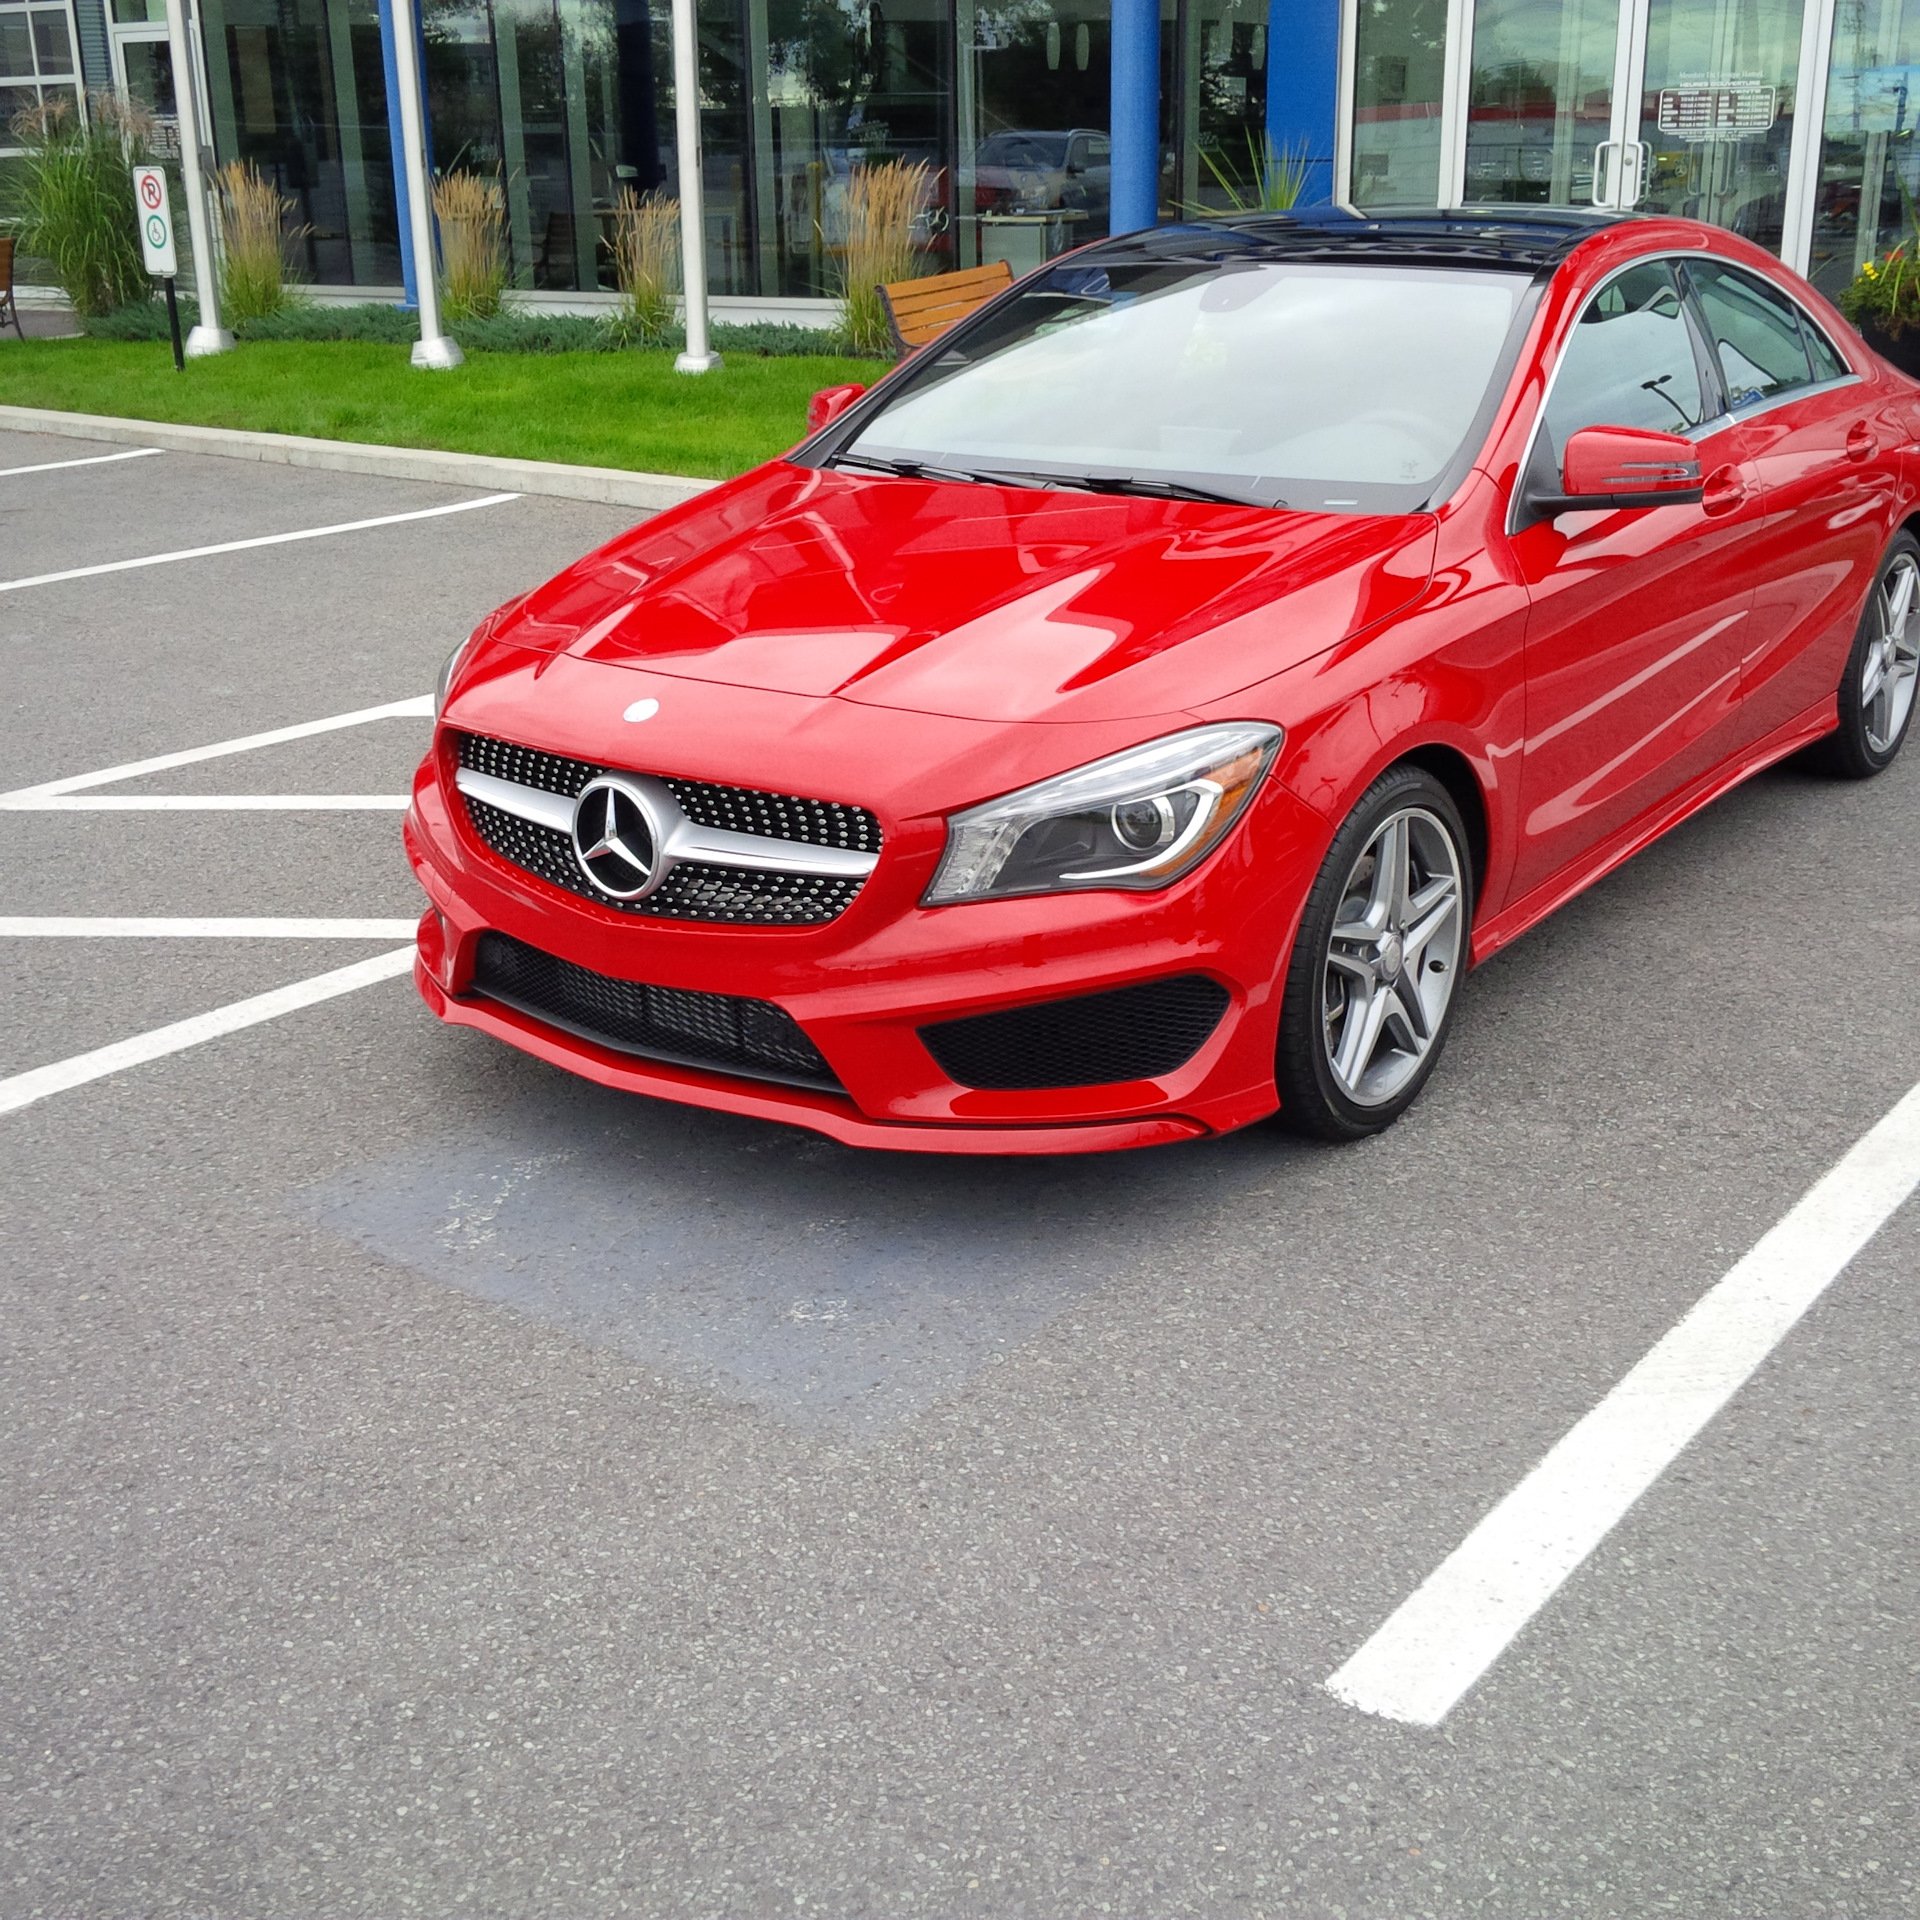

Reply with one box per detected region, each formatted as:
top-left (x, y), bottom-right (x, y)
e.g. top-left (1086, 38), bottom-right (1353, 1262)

top-left (1807, 531), bottom-right (1920, 780)
top-left (1274, 764), bottom-right (1474, 1142)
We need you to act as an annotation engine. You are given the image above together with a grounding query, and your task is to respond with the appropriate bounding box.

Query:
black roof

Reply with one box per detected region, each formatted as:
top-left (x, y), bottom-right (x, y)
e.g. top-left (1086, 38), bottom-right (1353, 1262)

top-left (1084, 205), bottom-right (1639, 273)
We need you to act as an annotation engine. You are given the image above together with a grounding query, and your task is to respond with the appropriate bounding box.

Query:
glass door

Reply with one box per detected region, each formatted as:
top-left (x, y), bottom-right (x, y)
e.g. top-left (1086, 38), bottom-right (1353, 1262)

top-left (1450, 0), bottom-right (1810, 243)
top-left (1462, 0), bottom-right (1635, 206)
top-left (1625, 0), bottom-right (1808, 252)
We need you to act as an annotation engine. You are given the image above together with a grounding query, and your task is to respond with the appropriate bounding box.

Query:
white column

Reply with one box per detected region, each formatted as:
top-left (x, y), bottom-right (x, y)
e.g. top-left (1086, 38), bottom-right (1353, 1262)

top-left (672, 0), bottom-right (719, 372)
top-left (163, 0), bottom-right (231, 354)
top-left (388, 0), bottom-right (463, 368)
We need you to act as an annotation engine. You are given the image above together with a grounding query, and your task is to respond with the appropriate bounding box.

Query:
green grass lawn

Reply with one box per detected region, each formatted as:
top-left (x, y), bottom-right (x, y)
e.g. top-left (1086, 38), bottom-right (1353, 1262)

top-left (0, 337), bottom-right (880, 479)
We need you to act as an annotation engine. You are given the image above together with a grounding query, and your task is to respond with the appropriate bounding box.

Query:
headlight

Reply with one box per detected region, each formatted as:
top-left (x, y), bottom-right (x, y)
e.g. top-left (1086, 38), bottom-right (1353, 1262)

top-left (924, 722), bottom-right (1282, 905)
top-left (433, 635), bottom-right (470, 718)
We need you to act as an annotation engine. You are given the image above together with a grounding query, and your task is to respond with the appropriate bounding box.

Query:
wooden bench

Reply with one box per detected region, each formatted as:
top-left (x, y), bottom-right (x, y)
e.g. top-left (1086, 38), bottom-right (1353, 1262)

top-left (0, 234), bottom-right (24, 341)
top-left (877, 259), bottom-right (1013, 354)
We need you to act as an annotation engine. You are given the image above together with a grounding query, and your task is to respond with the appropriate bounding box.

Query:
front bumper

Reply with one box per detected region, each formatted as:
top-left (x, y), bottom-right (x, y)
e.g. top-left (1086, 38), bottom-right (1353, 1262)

top-left (405, 741), bottom-right (1329, 1155)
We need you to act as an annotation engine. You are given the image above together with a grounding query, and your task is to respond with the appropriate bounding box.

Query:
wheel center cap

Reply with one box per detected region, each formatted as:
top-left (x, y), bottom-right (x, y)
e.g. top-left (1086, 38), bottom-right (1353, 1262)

top-left (1379, 933), bottom-right (1405, 980)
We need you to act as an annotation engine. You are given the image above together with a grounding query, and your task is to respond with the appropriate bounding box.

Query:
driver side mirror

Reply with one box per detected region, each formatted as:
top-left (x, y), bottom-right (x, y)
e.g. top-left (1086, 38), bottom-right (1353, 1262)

top-left (807, 383), bottom-right (868, 433)
top-left (1524, 424), bottom-right (1705, 522)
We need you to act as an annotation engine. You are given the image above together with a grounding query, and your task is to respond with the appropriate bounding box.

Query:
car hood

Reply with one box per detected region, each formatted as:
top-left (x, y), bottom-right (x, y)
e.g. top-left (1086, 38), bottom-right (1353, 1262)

top-left (490, 461), bottom-right (1437, 725)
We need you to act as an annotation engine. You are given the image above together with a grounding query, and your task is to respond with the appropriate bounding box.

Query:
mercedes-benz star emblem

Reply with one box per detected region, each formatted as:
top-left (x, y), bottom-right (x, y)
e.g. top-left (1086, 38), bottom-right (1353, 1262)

top-left (571, 777), bottom-right (659, 900)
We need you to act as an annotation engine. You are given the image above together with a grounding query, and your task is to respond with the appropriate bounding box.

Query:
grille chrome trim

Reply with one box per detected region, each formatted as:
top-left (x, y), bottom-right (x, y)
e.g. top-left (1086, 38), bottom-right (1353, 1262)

top-left (456, 766), bottom-right (880, 881)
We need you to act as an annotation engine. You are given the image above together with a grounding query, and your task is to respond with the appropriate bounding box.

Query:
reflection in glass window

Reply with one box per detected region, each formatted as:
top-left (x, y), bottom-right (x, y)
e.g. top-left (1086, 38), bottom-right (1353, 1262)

top-left (1686, 257), bottom-right (1816, 403)
top-left (1544, 263), bottom-right (1707, 460)
top-left (1351, 0), bottom-right (1447, 207)
top-left (1811, 0), bottom-right (1920, 297)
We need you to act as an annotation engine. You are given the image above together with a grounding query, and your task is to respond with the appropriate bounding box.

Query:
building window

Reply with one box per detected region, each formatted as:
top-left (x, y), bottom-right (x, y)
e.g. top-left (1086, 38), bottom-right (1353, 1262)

top-left (0, 0), bottom-right (85, 156)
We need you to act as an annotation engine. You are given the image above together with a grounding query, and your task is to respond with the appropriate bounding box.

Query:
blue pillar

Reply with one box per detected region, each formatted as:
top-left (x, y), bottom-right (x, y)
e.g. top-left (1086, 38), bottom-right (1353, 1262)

top-left (1265, 0), bottom-right (1341, 205)
top-left (377, 0), bottom-right (418, 306)
top-left (1109, 0), bottom-right (1160, 234)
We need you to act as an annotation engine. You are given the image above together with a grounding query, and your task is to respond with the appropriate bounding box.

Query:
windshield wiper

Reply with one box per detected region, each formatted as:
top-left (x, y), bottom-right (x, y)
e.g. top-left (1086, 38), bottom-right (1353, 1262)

top-left (830, 452), bottom-right (1047, 488)
top-left (1035, 472), bottom-right (1278, 507)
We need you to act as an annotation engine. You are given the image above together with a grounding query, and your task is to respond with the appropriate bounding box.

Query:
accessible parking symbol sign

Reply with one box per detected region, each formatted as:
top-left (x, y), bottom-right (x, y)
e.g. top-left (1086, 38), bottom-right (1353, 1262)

top-left (133, 165), bottom-right (177, 277)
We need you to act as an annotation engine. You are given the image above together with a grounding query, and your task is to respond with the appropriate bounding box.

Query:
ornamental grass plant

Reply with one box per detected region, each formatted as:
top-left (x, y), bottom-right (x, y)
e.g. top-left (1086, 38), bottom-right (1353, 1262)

top-left (5, 93), bottom-right (153, 315)
top-left (839, 158), bottom-right (930, 356)
top-left (433, 170), bottom-right (508, 321)
top-left (215, 159), bottom-right (304, 323)
top-left (610, 187), bottom-right (680, 345)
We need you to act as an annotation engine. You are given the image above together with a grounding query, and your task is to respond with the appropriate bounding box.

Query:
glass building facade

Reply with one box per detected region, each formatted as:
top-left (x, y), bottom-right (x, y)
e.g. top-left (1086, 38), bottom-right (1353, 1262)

top-left (71, 0), bottom-right (1276, 297)
top-left (25, 0), bottom-right (1920, 303)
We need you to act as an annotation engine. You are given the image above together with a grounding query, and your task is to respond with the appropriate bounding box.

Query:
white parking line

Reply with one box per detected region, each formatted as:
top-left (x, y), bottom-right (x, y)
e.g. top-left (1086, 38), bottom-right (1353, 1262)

top-left (0, 447), bottom-right (164, 479)
top-left (1, 795), bottom-right (411, 811)
top-left (0, 492), bottom-right (518, 595)
top-left (0, 947), bottom-right (417, 1118)
top-left (1, 695), bottom-right (430, 801)
top-left (0, 917), bottom-right (419, 938)
top-left (1325, 1076), bottom-right (1920, 1727)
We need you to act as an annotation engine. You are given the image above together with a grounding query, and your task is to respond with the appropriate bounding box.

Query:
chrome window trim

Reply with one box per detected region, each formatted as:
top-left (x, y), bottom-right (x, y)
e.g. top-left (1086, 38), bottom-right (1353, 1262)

top-left (1506, 249), bottom-right (1864, 539)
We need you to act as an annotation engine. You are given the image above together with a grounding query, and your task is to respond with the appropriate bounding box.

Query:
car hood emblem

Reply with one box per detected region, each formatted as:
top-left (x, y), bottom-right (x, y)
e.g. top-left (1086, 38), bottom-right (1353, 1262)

top-left (571, 776), bottom-right (661, 899)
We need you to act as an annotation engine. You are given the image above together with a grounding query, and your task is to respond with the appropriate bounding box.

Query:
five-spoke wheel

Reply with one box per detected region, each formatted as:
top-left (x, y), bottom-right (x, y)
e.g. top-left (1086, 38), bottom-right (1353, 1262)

top-left (1275, 765), bottom-right (1473, 1140)
top-left (1814, 531), bottom-right (1920, 779)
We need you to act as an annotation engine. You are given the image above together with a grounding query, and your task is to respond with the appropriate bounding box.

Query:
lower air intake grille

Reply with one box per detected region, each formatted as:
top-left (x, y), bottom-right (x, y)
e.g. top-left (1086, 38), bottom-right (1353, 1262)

top-left (470, 931), bottom-right (839, 1091)
top-left (919, 976), bottom-right (1230, 1090)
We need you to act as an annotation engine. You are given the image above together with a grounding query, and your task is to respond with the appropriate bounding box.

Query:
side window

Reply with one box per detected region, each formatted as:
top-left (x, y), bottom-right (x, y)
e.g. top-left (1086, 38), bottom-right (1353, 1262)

top-left (1084, 136), bottom-right (1112, 166)
top-left (1687, 260), bottom-right (1815, 408)
top-left (1800, 312), bottom-right (1850, 384)
top-left (1542, 261), bottom-right (1707, 469)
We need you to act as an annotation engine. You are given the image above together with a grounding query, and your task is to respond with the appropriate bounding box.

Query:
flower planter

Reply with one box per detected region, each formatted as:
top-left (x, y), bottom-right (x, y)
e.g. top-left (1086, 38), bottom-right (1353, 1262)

top-left (1857, 317), bottom-right (1920, 381)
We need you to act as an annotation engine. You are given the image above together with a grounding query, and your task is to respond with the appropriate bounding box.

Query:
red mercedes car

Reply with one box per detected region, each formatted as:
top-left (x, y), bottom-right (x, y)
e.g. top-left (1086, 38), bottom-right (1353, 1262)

top-left (407, 208), bottom-right (1920, 1153)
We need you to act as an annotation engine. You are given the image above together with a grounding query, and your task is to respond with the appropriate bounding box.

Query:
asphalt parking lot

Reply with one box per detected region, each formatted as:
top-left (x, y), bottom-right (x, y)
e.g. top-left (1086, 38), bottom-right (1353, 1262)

top-left (4, 423), bottom-right (1918, 1919)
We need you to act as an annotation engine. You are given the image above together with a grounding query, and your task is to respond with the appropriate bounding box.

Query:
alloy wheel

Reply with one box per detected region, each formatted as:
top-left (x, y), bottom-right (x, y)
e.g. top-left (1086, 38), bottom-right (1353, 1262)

top-left (1863, 552), bottom-right (1920, 757)
top-left (1320, 806), bottom-right (1465, 1109)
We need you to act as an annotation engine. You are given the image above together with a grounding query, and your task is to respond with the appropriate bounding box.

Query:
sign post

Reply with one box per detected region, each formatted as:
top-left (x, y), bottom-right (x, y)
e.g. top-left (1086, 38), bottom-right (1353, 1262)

top-left (133, 164), bottom-right (185, 372)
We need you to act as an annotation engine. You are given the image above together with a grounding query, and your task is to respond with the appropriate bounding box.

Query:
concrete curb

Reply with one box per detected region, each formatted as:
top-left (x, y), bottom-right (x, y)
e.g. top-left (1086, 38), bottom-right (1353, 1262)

top-left (0, 405), bottom-right (717, 511)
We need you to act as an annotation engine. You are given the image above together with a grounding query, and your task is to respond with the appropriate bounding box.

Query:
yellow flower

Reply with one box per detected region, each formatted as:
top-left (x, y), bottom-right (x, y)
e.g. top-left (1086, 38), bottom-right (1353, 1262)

top-left (1865, 261), bottom-right (1880, 279)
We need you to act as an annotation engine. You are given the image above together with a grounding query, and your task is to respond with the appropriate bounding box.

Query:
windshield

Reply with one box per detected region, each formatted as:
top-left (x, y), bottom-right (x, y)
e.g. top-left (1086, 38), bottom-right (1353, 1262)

top-left (833, 259), bottom-right (1534, 513)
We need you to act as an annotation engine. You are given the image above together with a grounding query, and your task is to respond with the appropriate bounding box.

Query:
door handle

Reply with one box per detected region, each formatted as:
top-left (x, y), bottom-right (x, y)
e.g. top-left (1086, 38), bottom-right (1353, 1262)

top-left (1591, 139), bottom-right (1619, 208)
top-left (1700, 465), bottom-right (1749, 516)
top-left (1847, 422), bottom-right (1877, 462)
top-left (1632, 141), bottom-right (1653, 207)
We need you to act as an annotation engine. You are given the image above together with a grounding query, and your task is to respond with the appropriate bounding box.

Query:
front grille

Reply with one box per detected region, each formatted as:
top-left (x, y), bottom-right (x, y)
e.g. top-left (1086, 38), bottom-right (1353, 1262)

top-left (457, 732), bottom-right (880, 852)
top-left (455, 732), bottom-right (879, 926)
top-left (469, 931), bottom-right (840, 1091)
top-left (920, 977), bottom-right (1230, 1090)
top-left (464, 798), bottom-right (864, 925)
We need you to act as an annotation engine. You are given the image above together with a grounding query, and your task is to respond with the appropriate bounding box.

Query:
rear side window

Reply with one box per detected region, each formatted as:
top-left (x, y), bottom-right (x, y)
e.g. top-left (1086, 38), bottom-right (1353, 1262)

top-left (1800, 313), bottom-right (1850, 383)
top-left (1686, 260), bottom-right (1815, 408)
top-left (1543, 260), bottom-right (1708, 459)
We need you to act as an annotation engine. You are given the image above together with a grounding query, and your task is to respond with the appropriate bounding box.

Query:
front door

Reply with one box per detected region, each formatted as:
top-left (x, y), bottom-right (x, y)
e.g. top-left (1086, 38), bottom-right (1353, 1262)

top-left (1456, 0), bottom-right (1810, 250)
top-left (1505, 256), bottom-right (1763, 900)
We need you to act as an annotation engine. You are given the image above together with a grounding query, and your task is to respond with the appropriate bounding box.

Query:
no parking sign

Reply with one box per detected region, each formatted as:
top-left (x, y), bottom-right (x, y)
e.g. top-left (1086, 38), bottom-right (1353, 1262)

top-left (132, 165), bottom-right (177, 277)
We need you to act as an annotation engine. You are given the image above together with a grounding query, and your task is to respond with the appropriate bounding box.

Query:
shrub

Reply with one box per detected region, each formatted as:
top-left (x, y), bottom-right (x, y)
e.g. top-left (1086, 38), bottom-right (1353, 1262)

top-left (433, 170), bottom-right (507, 322)
top-left (610, 187), bottom-right (680, 346)
top-left (5, 93), bottom-right (154, 316)
top-left (1838, 229), bottom-right (1920, 338)
top-left (80, 296), bottom-right (893, 360)
top-left (215, 160), bottom-right (304, 323)
top-left (839, 159), bottom-right (929, 356)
